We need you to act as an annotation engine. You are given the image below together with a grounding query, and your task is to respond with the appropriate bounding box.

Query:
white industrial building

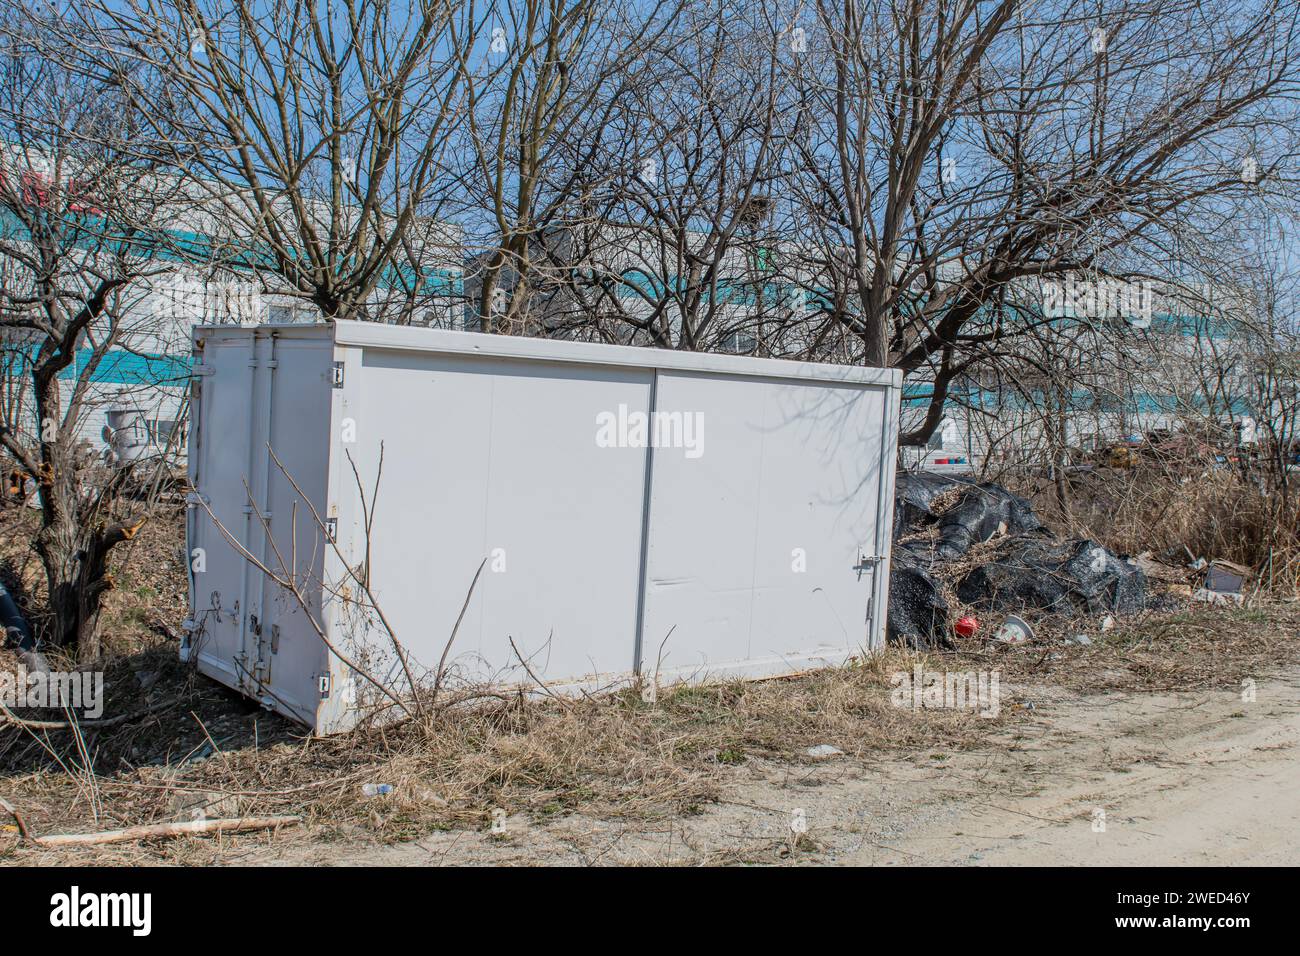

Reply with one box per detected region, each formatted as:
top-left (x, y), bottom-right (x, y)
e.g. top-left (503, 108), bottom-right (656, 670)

top-left (899, 276), bottom-right (1264, 475)
top-left (3, 149), bottom-right (1263, 480)
top-left (0, 160), bottom-right (464, 465)
top-left (464, 223), bottom-right (1266, 473)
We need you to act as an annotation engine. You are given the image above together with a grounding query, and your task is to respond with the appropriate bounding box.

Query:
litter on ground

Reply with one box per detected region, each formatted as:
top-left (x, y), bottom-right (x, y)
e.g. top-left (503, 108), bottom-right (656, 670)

top-left (888, 472), bottom-right (1148, 648)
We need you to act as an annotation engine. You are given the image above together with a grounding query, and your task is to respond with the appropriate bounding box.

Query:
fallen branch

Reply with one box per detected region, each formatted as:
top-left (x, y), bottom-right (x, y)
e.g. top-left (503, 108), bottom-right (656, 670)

top-left (31, 814), bottom-right (302, 848)
top-left (0, 795), bottom-right (32, 842)
top-left (0, 697), bottom-right (177, 731)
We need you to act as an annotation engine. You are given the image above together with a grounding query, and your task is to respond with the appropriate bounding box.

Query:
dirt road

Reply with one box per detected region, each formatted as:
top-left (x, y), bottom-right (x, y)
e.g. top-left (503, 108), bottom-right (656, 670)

top-left (854, 678), bottom-right (1300, 866)
top-left (243, 667), bottom-right (1299, 866)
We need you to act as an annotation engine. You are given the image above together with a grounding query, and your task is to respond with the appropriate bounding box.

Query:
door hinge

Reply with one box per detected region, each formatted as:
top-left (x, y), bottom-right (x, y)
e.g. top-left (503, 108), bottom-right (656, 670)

top-left (331, 362), bottom-right (345, 388)
top-left (318, 674), bottom-right (331, 698)
top-left (324, 517), bottom-right (338, 541)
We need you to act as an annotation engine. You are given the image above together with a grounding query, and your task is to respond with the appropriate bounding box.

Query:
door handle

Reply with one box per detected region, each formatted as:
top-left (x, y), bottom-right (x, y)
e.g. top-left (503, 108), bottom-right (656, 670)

top-left (853, 554), bottom-right (883, 580)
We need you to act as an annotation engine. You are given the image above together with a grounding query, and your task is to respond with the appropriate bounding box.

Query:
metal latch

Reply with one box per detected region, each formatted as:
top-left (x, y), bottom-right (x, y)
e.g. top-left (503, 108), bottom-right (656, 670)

top-left (853, 553), bottom-right (882, 581)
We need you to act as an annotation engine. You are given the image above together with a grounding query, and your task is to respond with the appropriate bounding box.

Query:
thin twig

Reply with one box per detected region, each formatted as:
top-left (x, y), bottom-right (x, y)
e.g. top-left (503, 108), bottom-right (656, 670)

top-left (430, 557), bottom-right (487, 709)
top-left (508, 633), bottom-right (572, 709)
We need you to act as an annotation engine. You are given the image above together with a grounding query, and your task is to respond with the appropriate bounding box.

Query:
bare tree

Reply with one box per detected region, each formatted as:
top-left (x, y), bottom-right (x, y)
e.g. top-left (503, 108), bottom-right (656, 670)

top-left (70, 0), bottom-right (484, 323)
top-left (519, 2), bottom-right (799, 350)
top-left (459, 0), bottom-right (686, 332)
top-left (779, 0), bottom-right (1300, 444)
top-left (0, 11), bottom-right (189, 658)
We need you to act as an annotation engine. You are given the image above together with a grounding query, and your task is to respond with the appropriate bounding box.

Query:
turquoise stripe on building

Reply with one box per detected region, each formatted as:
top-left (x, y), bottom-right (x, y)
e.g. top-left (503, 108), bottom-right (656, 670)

top-left (72, 349), bottom-right (191, 386)
top-left (0, 207), bottom-right (462, 295)
top-left (901, 382), bottom-right (1253, 417)
top-left (3, 347), bottom-right (191, 387)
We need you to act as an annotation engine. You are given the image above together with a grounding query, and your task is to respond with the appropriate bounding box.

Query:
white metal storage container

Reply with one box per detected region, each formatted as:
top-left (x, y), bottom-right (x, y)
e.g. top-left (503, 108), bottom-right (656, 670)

top-left (184, 323), bottom-right (901, 732)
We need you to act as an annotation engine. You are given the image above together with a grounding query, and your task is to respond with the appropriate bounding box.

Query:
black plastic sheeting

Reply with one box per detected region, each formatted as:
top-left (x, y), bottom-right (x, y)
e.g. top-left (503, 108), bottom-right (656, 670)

top-left (893, 472), bottom-right (1044, 557)
top-left (887, 472), bottom-right (1147, 648)
top-left (957, 537), bottom-right (1147, 617)
top-left (887, 542), bottom-right (951, 649)
top-left (0, 578), bottom-right (34, 651)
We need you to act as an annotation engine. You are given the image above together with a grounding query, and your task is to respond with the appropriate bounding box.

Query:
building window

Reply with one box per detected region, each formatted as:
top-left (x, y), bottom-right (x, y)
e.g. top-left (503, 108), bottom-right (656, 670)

top-left (722, 331), bottom-right (758, 354)
top-left (268, 304), bottom-right (316, 324)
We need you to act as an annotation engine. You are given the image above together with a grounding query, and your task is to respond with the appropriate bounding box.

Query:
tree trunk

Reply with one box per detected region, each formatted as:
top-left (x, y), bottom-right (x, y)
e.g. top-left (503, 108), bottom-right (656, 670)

top-left (1050, 383), bottom-right (1072, 521)
top-left (35, 523), bottom-right (115, 663)
top-left (478, 260), bottom-right (501, 334)
top-left (32, 466), bottom-right (133, 663)
top-left (860, 304), bottom-right (888, 370)
top-left (21, 355), bottom-right (140, 661)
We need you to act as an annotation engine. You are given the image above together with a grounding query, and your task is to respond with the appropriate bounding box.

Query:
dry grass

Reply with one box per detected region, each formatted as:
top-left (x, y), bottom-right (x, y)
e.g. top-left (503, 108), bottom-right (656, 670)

top-left (5, 600), bottom-right (1298, 864)
top-left (964, 602), bottom-right (1300, 693)
top-left (1013, 464), bottom-right (1300, 591)
top-left (1, 643), bottom-right (1009, 863)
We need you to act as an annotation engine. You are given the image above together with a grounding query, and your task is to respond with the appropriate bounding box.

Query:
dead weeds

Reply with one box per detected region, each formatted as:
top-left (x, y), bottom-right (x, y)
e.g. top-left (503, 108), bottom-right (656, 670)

top-left (1, 643), bottom-right (1011, 863)
top-left (962, 601), bottom-right (1300, 693)
top-left (6, 599), bottom-right (1297, 864)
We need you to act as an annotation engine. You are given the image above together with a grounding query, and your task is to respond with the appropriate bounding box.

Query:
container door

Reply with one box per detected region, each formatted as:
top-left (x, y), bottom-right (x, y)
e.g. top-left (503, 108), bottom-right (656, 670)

top-left (244, 334), bottom-right (334, 724)
top-left (188, 335), bottom-right (258, 692)
top-left (639, 371), bottom-right (893, 682)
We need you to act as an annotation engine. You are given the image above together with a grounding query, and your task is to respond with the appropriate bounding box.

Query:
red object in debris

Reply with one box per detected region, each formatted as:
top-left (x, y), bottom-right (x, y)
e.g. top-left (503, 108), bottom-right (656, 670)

top-left (954, 615), bottom-right (979, 638)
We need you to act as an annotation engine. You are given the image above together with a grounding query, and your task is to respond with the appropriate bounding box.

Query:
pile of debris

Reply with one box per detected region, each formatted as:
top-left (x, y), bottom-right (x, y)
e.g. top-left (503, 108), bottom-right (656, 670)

top-left (1143, 550), bottom-right (1252, 608)
top-left (887, 472), bottom-right (1148, 649)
